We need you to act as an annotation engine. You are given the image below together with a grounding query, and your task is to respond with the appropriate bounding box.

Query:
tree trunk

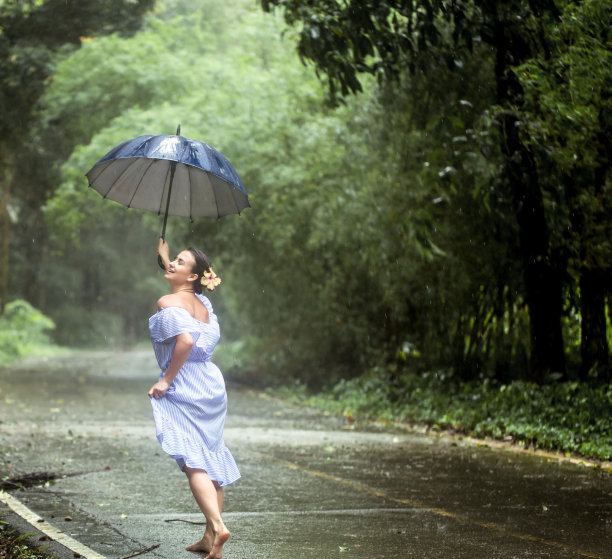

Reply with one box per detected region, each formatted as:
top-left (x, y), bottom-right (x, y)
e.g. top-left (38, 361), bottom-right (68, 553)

top-left (507, 141), bottom-right (566, 381)
top-left (579, 268), bottom-right (609, 379)
top-left (492, 12), bottom-right (566, 382)
top-left (1, 164), bottom-right (12, 315)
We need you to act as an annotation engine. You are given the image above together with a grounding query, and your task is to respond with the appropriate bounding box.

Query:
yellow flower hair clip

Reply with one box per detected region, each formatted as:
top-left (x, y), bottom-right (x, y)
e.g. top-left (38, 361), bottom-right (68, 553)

top-left (201, 268), bottom-right (221, 291)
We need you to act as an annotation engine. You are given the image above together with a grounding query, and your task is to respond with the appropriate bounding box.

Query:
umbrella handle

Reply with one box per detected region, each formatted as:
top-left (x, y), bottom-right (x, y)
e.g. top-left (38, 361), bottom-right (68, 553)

top-left (157, 235), bottom-right (167, 270)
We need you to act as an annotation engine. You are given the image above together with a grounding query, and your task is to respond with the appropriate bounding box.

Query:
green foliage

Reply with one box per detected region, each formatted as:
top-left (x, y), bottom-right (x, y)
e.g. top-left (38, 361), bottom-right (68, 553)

top-left (0, 520), bottom-right (55, 559)
top-left (294, 367), bottom-right (612, 461)
top-left (516, 0), bottom-right (612, 279)
top-left (4, 0), bottom-right (610, 390)
top-left (1, 0), bottom-right (155, 331)
top-left (512, 0), bottom-right (612, 378)
top-left (260, 0), bottom-right (463, 103)
top-left (0, 0), bottom-right (155, 168)
top-left (40, 0), bottom-right (325, 349)
top-left (0, 299), bottom-right (55, 361)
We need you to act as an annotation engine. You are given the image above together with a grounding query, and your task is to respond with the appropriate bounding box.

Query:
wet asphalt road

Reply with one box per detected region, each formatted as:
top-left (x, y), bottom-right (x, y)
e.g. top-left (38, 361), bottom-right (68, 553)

top-left (0, 350), bottom-right (611, 559)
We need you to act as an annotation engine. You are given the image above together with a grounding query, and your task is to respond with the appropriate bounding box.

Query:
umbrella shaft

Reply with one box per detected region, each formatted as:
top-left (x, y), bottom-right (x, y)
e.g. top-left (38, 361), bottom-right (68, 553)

top-left (160, 161), bottom-right (178, 240)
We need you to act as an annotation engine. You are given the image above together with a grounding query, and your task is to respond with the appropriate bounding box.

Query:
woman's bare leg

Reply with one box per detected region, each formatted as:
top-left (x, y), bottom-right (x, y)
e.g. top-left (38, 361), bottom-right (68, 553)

top-left (184, 468), bottom-right (230, 558)
top-left (198, 482), bottom-right (224, 552)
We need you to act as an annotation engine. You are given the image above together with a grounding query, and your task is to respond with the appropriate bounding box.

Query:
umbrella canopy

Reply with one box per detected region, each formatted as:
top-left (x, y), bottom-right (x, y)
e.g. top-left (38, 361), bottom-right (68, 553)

top-left (86, 131), bottom-right (249, 236)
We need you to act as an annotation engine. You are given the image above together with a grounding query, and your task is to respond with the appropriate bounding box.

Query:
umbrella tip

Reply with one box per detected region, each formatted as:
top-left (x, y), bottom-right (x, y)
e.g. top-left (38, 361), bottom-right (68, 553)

top-left (176, 124), bottom-right (181, 136)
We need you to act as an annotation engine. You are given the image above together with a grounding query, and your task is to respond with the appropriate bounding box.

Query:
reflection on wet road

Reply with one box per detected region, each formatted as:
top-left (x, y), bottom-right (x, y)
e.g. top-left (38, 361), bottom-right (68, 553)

top-left (1, 350), bottom-right (610, 559)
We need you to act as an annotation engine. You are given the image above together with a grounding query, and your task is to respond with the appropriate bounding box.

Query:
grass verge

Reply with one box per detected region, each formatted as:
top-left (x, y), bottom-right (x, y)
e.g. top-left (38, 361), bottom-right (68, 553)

top-left (0, 520), bottom-right (54, 559)
top-left (271, 367), bottom-right (612, 462)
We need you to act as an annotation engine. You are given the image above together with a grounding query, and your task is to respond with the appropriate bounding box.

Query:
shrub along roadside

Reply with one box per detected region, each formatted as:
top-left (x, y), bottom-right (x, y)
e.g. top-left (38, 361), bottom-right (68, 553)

top-left (0, 520), bottom-right (54, 559)
top-left (271, 367), bottom-right (612, 462)
top-left (0, 300), bottom-right (56, 363)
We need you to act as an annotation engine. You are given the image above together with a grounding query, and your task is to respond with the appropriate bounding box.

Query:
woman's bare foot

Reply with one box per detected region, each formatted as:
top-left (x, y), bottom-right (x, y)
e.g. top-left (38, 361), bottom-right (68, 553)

top-left (186, 534), bottom-right (212, 553)
top-left (204, 527), bottom-right (230, 559)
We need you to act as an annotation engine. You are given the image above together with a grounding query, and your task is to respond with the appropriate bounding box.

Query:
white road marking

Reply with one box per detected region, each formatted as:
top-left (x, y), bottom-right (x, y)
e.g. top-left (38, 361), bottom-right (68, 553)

top-left (0, 491), bottom-right (108, 559)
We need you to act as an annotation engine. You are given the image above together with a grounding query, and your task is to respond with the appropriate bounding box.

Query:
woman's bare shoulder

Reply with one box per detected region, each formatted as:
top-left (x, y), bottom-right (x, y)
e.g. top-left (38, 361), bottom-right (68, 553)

top-left (157, 293), bottom-right (181, 310)
top-left (157, 293), bottom-right (208, 323)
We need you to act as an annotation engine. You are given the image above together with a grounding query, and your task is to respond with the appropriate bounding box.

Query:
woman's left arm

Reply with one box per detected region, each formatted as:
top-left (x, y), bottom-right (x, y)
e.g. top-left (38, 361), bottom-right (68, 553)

top-left (148, 332), bottom-right (194, 398)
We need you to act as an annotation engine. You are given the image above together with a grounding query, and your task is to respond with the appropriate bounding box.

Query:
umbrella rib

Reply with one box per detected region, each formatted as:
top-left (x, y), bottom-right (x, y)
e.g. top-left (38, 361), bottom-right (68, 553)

top-left (158, 161), bottom-right (174, 216)
top-left (214, 179), bottom-right (221, 218)
top-left (100, 160), bottom-right (135, 200)
top-left (89, 161), bottom-right (120, 198)
top-left (126, 158), bottom-right (157, 209)
top-left (231, 183), bottom-right (242, 215)
top-left (92, 137), bottom-right (153, 197)
top-left (177, 142), bottom-right (190, 219)
top-left (224, 180), bottom-right (241, 216)
top-left (188, 165), bottom-right (194, 221)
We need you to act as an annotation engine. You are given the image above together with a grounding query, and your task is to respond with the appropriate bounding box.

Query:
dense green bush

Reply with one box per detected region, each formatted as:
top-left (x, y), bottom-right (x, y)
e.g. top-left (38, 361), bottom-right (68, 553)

top-left (278, 366), bottom-right (612, 461)
top-left (0, 300), bottom-right (55, 361)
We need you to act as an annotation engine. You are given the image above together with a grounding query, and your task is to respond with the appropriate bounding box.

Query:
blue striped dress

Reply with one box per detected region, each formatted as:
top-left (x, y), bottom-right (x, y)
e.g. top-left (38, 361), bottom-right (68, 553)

top-left (148, 294), bottom-right (240, 486)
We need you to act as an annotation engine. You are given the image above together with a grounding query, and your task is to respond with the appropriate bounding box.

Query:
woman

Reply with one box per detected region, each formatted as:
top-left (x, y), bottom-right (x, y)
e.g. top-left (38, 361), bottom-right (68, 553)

top-left (148, 238), bottom-right (240, 559)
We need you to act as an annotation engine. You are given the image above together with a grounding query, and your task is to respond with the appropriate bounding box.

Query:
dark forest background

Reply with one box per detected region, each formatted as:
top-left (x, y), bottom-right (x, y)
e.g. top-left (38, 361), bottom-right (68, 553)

top-left (1, 0), bottom-right (611, 397)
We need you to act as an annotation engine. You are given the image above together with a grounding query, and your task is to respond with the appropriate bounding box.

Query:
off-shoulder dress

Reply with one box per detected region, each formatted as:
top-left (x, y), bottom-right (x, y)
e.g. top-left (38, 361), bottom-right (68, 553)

top-left (148, 293), bottom-right (240, 486)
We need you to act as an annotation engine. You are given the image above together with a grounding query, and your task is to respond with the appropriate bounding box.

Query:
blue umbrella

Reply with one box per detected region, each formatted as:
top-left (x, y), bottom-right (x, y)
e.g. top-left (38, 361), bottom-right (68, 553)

top-left (86, 126), bottom-right (249, 244)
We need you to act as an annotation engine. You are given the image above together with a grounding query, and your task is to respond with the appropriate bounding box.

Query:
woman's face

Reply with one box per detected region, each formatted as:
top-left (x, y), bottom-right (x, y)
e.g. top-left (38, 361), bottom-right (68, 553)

top-left (165, 250), bottom-right (198, 285)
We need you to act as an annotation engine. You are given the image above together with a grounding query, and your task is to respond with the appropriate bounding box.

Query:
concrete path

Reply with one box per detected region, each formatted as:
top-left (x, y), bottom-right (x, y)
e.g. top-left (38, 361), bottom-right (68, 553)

top-left (0, 350), bottom-right (610, 559)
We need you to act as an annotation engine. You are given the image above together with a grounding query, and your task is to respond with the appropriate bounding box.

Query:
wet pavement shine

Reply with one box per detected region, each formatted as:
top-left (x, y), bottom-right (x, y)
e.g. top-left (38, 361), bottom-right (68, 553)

top-left (1, 350), bottom-right (611, 559)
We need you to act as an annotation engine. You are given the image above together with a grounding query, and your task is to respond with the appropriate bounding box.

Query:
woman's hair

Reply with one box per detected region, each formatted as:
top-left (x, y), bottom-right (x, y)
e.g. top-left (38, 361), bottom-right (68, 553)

top-left (187, 247), bottom-right (212, 294)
